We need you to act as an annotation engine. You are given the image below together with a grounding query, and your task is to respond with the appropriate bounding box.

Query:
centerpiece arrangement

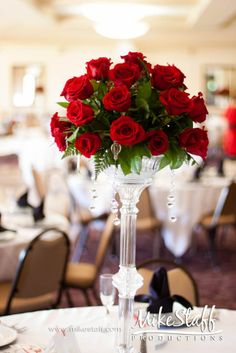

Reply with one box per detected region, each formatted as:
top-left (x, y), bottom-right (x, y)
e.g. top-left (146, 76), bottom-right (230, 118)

top-left (50, 52), bottom-right (208, 353)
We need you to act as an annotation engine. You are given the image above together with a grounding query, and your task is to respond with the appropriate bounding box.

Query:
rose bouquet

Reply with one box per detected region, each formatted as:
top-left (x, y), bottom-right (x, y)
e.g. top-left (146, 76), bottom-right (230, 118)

top-left (50, 52), bottom-right (209, 177)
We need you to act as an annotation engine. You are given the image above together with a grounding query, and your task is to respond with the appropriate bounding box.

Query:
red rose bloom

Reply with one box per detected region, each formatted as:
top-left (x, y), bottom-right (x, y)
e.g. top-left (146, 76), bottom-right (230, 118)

top-left (60, 75), bottom-right (93, 102)
top-left (53, 129), bottom-right (67, 151)
top-left (178, 128), bottom-right (209, 160)
top-left (147, 130), bottom-right (169, 156)
top-left (67, 101), bottom-right (94, 126)
top-left (75, 132), bottom-right (101, 158)
top-left (189, 92), bottom-right (208, 123)
top-left (109, 63), bottom-right (140, 88)
top-left (121, 51), bottom-right (152, 72)
top-left (86, 57), bottom-right (112, 80)
top-left (103, 85), bottom-right (131, 112)
top-left (50, 112), bottom-right (71, 151)
top-left (160, 88), bottom-right (192, 116)
top-left (152, 64), bottom-right (185, 91)
top-left (50, 112), bottom-right (71, 136)
top-left (110, 116), bottom-right (146, 146)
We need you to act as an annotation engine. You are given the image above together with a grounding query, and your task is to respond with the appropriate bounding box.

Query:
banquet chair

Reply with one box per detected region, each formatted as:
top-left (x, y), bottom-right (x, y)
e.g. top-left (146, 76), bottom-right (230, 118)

top-left (32, 167), bottom-right (46, 200)
top-left (197, 181), bottom-right (236, 264)
top-left (0, 228), bottom-right (70, 315)
top-left (136, 258), bottom-right (199, 306)
top-left (64, 213), bottom-right (114, 306)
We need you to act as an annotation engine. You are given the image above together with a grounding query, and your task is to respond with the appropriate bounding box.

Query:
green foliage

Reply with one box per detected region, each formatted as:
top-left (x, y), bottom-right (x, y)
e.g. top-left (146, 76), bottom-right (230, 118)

top-left (57, 102), bottom-right (69, 108)
top-left (163, 140), bottom-right (187, 170)
top-left (93, 148), bottom-right (114, 179)
top-left (62, 144), bottom-right (78, 159)
top-left (118, 144), bottom-right (151, 175)
top-left (66, 127), bottom-right (79, 143)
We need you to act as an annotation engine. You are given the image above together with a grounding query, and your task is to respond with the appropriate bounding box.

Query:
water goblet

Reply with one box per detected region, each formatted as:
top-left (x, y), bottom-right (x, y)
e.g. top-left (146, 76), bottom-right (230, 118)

top-left (99, 273), bottom-right (115, 315)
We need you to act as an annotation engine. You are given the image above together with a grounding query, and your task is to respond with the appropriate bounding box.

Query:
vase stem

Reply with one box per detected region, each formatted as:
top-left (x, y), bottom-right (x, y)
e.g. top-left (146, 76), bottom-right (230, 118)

top-left (113, 184), bottom-right (146, 353)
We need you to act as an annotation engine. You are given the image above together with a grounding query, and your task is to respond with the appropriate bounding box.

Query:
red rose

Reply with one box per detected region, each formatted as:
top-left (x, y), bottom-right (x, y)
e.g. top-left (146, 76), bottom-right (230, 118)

top-left (160, 88), bottom-right (192, 116)
top-left (60, 75), bottom-right (93, 102)
top-left (109, 63), bottom-right (140, 88)
top-left (75, 132), bottom-right (101, 158)
top-left (121, 51), bottom-right (152, 72)
top-left (67, 101), bottom-right (94, 126)
top-left (189, 92), bottom-right (208, 123)
top-left (147, 130), bottom-right (169, 156)
top-left (178, 128), bottom-right (209, 160)
top-left (53, 129), bottom-right (67, 151)
top-left (50, 112), bottom-right (71, 152)
top-left (152, 64), bottom-right (185, 90)
top-left (50, 112), bottom-right (71, 136)
top-left (110, 116), bottom-right (146, 146)
top-left (86, 57), bottom-right (112, 80)
top-left (103, 85), bottom-right (131, 112)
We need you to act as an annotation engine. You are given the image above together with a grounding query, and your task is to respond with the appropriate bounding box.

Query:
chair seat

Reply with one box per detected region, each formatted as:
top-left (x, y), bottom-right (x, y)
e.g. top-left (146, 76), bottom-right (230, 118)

top-left (79, 210), bottom-right (108, 226)
top-left (0, 282), bottom-right (56, 315)
top-left (200, 214), bottom-right (236, 227)
top-left (65, 262), bottom-right (97, 289)
top-left (136, 217), bottom-right (162, 231)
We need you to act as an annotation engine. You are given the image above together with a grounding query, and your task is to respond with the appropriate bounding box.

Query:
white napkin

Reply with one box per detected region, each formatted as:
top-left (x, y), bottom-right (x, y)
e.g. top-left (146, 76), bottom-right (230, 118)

top-left (45, 328), bottom-right (80, 353)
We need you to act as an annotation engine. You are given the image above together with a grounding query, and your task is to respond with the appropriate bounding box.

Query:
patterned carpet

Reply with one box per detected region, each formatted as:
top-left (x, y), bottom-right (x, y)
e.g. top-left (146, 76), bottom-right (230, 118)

top-left (61, 223), bottom-right (236, 310)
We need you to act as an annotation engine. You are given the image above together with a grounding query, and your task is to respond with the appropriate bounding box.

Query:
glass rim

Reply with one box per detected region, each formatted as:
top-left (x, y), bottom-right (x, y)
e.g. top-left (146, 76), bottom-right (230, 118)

top-left (100, 273), bottom-right (114, 279)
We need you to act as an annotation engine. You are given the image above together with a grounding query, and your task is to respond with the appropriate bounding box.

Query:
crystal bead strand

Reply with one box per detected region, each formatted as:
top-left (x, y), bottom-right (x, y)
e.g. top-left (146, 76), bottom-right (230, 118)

top-left (167, 169), bottom-right (177, 223)
top-left (111, 141), bottom-right (121, 226)
top-left (89, 165), bottom-right (98, 211)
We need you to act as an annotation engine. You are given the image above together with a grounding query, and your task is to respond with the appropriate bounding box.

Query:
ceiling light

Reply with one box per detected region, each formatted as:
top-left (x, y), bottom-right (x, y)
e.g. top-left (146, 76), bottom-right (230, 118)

top-left (94, 21), bottom-right (149, 40)
top-left (54, 2), bottom-right (192, 39)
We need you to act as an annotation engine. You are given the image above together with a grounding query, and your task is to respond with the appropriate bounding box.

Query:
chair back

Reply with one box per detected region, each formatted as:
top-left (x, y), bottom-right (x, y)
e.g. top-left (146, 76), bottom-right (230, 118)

top-left (32, 167), bottom-right (46, 199)
top-left (95, 214), bottom-right (114, 270)
top-left (221, 182), bottom-right (236, 215)
top-left (212, 181), bottom-right (236, 225)
top-left (137, 188), bottom-right (156, 219)
top-left (5, 228), bottom-right (70, 314)
top-left (136, 258), bottom-right (199, 306)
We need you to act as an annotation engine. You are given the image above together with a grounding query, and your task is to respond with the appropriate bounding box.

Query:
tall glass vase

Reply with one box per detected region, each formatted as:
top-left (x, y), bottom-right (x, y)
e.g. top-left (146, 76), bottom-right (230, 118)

top-left (107, 157), bottom-right (160, 353)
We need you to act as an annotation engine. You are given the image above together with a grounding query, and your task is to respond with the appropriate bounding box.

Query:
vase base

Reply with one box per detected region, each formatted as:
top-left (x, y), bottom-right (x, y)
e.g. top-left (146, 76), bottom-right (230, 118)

top-left (116, 344), bottom-right (137, 353)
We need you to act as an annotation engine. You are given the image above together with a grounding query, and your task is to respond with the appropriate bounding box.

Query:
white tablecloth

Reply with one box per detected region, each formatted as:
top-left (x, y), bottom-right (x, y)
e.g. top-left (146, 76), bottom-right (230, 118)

top-left (0, 306), bottom-right (235, 352)
top-left (150, 178), bottom-right (229, 257)
top-left (0, 212), bottom-right (70, 281)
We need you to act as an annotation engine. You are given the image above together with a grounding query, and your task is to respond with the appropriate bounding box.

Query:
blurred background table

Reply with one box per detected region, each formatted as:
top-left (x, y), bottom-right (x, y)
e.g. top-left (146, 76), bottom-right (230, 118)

top-left (0, 210), bottom-right (70, 281)
top-left (151, 176), bottom-right (230, 257)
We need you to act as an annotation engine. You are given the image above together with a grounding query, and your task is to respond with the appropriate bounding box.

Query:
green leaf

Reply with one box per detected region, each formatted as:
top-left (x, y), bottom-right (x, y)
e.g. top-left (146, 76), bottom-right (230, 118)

top-left (91, 80), bottom-right (99, 91)
top-left (130, 155), bottom-right (142, 174)
top-left (57, 102), bottom-right (69, 108)
top-left (97, 81), bottom-right (108, 99)
top-left (119, 158), bottom-right (132, 175)
top-left (137, 81), bottom-right (152, 100)
top-left (62, 145), bottom-right (77, 159)
top-left (67, 127), bottom-right (79, 143)
top-left (158, 155), bottom-right (170, 171)
top-left (136, 98), bottom-right (149, 113)
top-left (118, 144), bottom-right (152, 175)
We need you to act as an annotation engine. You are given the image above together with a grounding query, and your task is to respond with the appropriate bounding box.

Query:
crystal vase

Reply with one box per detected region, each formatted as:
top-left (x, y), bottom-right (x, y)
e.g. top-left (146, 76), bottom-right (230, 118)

top-left (106, 157), bottom-right (160, 353)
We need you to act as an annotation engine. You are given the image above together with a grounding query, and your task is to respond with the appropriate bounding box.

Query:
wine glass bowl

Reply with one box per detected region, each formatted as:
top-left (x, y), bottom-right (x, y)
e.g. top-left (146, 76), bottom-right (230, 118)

top-left (99, 273), bottom-right (115, 315)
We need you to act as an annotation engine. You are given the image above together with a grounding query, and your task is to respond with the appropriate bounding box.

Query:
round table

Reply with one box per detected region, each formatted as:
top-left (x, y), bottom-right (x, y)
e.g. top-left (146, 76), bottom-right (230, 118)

top-left (0, 306), bottom-right (235, 353)
top-left (150, 177), bottom-right (230, 257)
top-left (0, 211), bottom-right (70, 281)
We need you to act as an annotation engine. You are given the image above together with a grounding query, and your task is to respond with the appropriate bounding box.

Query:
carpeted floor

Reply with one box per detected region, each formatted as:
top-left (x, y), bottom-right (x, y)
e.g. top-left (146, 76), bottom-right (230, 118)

top-left (61, 223), bottom-right (236, 310)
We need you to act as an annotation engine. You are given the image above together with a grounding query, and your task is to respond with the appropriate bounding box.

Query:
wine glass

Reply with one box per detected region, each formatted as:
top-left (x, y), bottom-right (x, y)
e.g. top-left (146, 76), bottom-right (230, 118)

top-left (99, 273), bottom-right (115, 315)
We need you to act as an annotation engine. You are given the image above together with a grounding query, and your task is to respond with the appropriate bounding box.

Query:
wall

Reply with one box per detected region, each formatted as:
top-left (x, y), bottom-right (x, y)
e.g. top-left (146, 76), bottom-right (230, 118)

top-left (0, 42), bottom-right (236, 116)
